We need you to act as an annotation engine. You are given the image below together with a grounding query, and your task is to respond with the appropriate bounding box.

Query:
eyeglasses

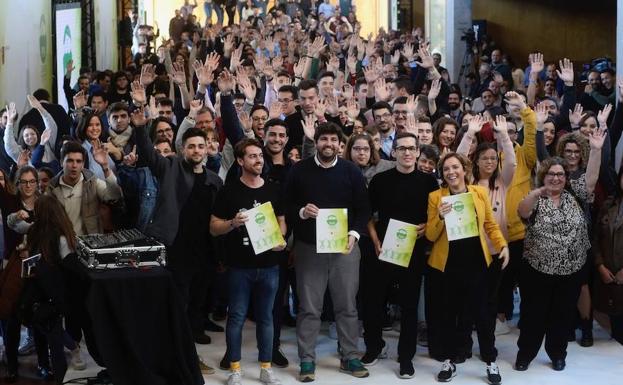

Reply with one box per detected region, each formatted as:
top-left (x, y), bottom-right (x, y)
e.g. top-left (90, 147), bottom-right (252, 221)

top-left (278, 98), bottom-right (293, 103)
top-left (352, 146), bottom-right (370, 153)
top-left (395, 146), bottom-right (418, 153)
top-left (19, 179), bottom-right (37, 186)
top-left (545, 172), bottom-right (565, 179)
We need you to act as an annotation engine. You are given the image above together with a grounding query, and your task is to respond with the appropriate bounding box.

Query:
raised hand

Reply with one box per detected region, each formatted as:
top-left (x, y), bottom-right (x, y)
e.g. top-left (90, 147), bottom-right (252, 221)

top-left (415, 44), bottom-right (434, 69)
top-left (342, 83), bottom-right (354, 100)
top-left (405, 113), bottom-right (417, 134)
top-left (589, 125), bottom-right (607, 150)
top-left (223, 34), bottom-right (235, 54)
top-left (237, 74), bottom-right (256, 101)
top-left (326, 55), bottom-right (340, 73)
top-left (230, 45), bottom-right (243, 71)
top-left (269, 101), bottom-right (282, 119)
top-left (390, 49), bottom-right (401, 66)
top-left (346, 54), bottom-right (357, 74)
top-left (130, 106), bottom-right (148, 127)
top-left (504, 91), bottom-right (526, 110)
top-left (428, 79), bottom-right (441, 100)
top-left (530, 53), bottom-right (544, 75)
top-left (494, 115), bottom-right (508, 133)
top-left (314, 98), bottom-right (328, 119)
top-left (238, 111), bottom-right (252, 132)
top-left (73, 90), bottom-right (88, 109)
top-left (140, 64), bottom-right (156, 86)
top-left (405, 94), bottom-right (417, 114)
top-left (308, 36), bottom-right (326, 58)
top-left (40, 127), bottom-right (52, 146)
top-left (301, 114), bottom-right (317, 140)
top-left (556, 58), bottom-right (574, 85)
top-left (92, 139), bottom-right (110, 166)
top-left (217, 69), bottom-right (236, 94)
top-left (374, 77), bottom-right (391, 102)
top-left (535, 103), bottom-right (548, 129)
top-left (169, 62), bottom-right (187, 86)
top-left (66, 59), bottom-right (75, 76)
top-left (325, 95), bottom-right (339, 116)
top-left (346, 99), bottom-right (359, 120)
top-left (402, 42), bottom-right (415, 62)
top-left (130, 80), bottom-right (147, 106)
top-left (293, 56), bottom-right (308, 78)
top-left (597, 103), bottom-right (613, 128)
top-left (188, 99), bottom-right (203, 119)
top-left (17, 149), bottom-right (31, 168)
top-left (271, 55), bottom-right (284, 71)
top-left (6, 102), bottom-right (17, 123)
top-left (468, 114), bottom-right (485, 133)
top-left (27, 95), bottom-right (43, 111)
top-left (492, 71), bottom-right (503, 85)
top-left (568, 103), bottom-right (586, 127)
top-left (206, 51), bottom-right (221, 73)
top-left (363, 65), bottom-right (379, 84)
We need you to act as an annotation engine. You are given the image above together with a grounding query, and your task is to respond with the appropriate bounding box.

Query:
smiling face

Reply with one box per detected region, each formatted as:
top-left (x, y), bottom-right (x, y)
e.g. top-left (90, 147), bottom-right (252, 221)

top-left (155, 121), bottom-right (174, 142)
top-left (476, 148), bottom-right (498, 177)
top-left (438, 124), bottom-right (456, 148)
top-left (23, 127), bottom-right (38, 147)
top-left (183, 136), bottom-right (207, 166)
top-left (316, 133), bottom-right (340, 163)
top-left (417, 122), bottom-right (433, 145)
top-left (562, 142), bottom-right (581, 171)
top-left (579, 116), bottom-right (597, 137)
top-left (543, 164), bottom-right (566, 195)
top-left (86, 116), bottom-right (102, 141)
top-left (264, 125), bottom-right (288, 155)
top-left (238, 144), bottom-right (264, 177)
top-left (392, 136), bottom-right (418, 171)
top-left (18, 170), bottom-right (38, 199)
top-left (417, 153), bottom-right (436, 174)
top-left (543, 122), bottom-right (555, 146)
top-left (442, 156), bottom-right (467, 192)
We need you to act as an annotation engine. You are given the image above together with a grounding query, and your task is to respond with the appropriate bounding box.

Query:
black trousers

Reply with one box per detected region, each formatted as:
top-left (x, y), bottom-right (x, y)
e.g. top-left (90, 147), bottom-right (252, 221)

top-left (517, 261), bottom-right (582, 363)
top-left (34, 318), bottom-right (67, 385)
top-left (611, 314), bottom-right (623, 345)
top-left (272, 256), bottom-right (289, 349)
top-left (497, 239), bottom-right (523, 319)
top-left (360, 237), bottom-right (423, 363)
top-left (428, 259), bottom-right (498, 363)
top-left (168, 258), bottom-right (212, 335)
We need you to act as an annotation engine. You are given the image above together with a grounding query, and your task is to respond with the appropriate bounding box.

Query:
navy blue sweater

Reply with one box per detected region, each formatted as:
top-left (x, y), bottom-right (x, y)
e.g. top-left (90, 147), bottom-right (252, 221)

top-left (284, 156), bottom-right (370, 244)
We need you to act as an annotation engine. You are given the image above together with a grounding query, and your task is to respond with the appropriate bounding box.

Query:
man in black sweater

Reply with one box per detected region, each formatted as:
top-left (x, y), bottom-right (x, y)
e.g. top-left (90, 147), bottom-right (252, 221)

top-left (284, 122), bottom-right (370, 382)
top-left (134, 111), bottom-right (222, 377)
top-left (361, 132), bottom-right (439, 378)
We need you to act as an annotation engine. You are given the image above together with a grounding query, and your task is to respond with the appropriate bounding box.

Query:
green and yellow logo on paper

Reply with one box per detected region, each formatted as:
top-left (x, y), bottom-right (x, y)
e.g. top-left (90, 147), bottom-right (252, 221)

top-left (452, 200), bottom-right (464, 212)
top-left (442, 192), bottom-right (479, 241)
top-left (379, 219), bottom-right (417, 268)
top-left (316, 208), bottom-right (348, 253)
top-left (244, 202), bottom-right (285, 255)
top-left (255, 212), bottom-right (266, 225)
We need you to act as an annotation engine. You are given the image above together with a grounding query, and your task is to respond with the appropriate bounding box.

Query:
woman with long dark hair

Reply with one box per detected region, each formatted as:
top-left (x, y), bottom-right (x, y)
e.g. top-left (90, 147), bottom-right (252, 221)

top-left (75, 111), bottom-right (116, 180)
top-left (23, 195), bottom-right (79, 384)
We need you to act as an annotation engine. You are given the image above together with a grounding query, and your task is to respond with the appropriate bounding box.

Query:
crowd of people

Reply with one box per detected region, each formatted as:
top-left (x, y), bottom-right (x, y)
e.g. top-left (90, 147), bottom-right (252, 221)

top-left (1, 1), bottom-right (623, 385)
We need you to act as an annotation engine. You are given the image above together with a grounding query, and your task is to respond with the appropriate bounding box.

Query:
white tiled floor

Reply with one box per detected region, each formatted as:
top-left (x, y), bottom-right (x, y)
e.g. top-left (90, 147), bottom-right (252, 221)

top-left (63, 320), bottom-right (623, 385)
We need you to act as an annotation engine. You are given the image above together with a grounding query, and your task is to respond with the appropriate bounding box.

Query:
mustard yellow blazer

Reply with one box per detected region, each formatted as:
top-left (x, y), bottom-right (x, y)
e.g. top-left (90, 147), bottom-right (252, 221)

top-left (425, 185), bottom-right (508, 272)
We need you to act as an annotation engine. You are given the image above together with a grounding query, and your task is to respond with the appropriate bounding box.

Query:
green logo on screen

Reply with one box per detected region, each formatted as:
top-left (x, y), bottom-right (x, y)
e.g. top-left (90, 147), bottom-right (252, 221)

top-left (39, 15), bottom-right (47, 63)
top-left (255, 212), bottom-right (266, 225)
top-left (327, 215), bottom-right (338, 226)
top-left (453, 201), bottom-right (465, 212)
top-left (396, 228), bottom-right (407, 240)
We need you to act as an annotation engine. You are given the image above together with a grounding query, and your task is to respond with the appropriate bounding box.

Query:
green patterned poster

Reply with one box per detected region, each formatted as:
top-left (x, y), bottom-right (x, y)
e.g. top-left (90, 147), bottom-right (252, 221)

top-left (244, 202), bottom-right (286, 255)
top-left (441, 192), bottom-right (479, 241)
top-left (316, 208), bottom-right (348, 253)
top-left (379, 219), bottom-right (417, 267)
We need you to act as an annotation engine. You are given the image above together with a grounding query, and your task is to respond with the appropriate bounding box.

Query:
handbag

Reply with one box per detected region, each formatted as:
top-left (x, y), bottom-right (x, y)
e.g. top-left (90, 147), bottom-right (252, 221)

top-left (592, 278), bottom-right (623, 316)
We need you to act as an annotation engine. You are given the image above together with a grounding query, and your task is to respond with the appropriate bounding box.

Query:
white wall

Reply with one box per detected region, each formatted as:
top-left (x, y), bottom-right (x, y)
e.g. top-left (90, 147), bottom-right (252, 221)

top-left (94, 0), bottom-right (119, 71)
top-left (0, 1), bottom-right (53, 113)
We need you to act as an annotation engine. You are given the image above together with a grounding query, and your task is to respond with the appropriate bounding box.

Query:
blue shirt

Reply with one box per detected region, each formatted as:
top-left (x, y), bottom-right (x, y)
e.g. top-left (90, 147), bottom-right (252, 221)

top-left (318, 2), bottom-right (336, 18)
top-left (381, 130), bottom-right (395, 159)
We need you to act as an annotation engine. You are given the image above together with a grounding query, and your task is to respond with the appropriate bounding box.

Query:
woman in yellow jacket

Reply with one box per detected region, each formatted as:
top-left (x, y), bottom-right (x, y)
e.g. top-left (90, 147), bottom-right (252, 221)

top-left (426, 152), bottom-right (509, 384)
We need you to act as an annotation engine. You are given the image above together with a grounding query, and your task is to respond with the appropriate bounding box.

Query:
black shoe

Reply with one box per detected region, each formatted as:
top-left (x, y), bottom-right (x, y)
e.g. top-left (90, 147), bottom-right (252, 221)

top-left (219, 354), bottom-right (230, 370)
top-left (579, 320), bottom-right (594, 347)
top-left (567, 329), bottom-right (576, 342)
top-left (398, 360), bottom-right (415, 379)
top-left (552, 359), bottom-right (566, 371)
top-left (485, 362), bottom-right (502, 385)
top-left (361, 344), bottom-right (388, 366)
top-left (283, 313), bottom-right (297, 327)
top-left (205, 318), bottom-right (224, 332)
top-left (96, 369), bottom-right (113, 384)
top-left (437, 360), bottom-right (456, 382)
top-left (194, 332), bottom-right (212, 344)
top-left (514, 360), bottom-right (529, 371)
top-left (37, 366), bottom-right (54, 381)
top-left (272, 347), bottom-right (289, 368)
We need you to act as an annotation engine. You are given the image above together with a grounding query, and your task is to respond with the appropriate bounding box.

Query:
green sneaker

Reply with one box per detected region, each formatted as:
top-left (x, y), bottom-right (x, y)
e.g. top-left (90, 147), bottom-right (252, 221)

top-left (299, 361), bottom-right (316, 382)
top-left (340, 358), bottom-right (369, 378)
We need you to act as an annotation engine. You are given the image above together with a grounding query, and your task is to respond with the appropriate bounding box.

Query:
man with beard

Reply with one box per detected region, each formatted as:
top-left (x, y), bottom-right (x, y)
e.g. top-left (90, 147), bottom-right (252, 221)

top-left (284, 122), bottom-right (371, 382)
top-left (447, 91), bottom-right (464, 124)
top-left (135, 114), bottom-right (223, 375)
top-left (372, 101), bottom-right (395, 160)
top-left (210, 138), bottom-right (286, 385)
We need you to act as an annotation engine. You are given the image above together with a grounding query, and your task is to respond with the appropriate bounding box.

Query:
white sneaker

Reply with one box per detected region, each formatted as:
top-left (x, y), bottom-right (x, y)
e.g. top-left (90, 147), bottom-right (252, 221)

top-left (18, 335), bottom-right (35, 356)
top-left (495, 319), bottom-right (510, 336)
top-left (227, 371), bottom-right (242, 385)
top-left (70, 347), bottom-right (87, 370)
top-left (260, 367), bottom-right (282, 385)
top-left (485, 362), bottom-right (502, 385)
top-left (328, 322), bottom-right (338, 340)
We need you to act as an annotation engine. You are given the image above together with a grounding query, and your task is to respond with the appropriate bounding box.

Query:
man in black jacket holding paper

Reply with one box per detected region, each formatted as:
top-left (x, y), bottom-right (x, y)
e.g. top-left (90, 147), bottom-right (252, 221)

top-left (284, 122), bottom-right (370, 382)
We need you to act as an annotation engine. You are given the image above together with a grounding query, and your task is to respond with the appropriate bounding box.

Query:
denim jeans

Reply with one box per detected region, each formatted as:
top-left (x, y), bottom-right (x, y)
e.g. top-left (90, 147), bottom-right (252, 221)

top-left (204, 2), bottom-right (224, 25)
top-left (226, 265), bottom-right (279, 362)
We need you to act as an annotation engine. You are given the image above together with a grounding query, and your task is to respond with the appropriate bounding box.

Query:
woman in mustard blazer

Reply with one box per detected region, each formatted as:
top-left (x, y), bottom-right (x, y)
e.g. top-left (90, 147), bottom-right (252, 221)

top-left (426, 152), bottom-right (509, 384)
